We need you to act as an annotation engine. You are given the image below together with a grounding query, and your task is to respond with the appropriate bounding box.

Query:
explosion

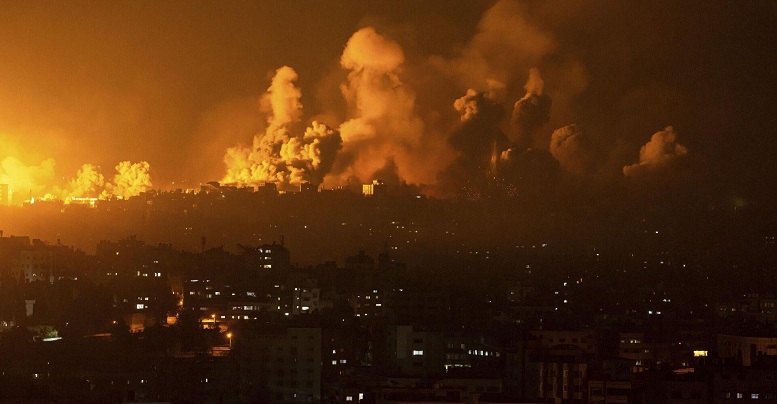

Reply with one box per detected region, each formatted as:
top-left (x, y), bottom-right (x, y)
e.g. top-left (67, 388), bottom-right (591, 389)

top-left (623, 126), bottom-right (688, 176)
top-left (511, 68), bottom-right (552, 150)
top-left (222, 66), bottom-right (342, 190)
top-left (0, 157), bottom-right (153, 205)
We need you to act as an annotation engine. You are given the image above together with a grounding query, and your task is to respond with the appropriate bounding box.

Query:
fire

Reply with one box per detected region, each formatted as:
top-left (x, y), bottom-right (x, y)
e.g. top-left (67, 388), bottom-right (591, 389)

top-left (0, 155), bottom-right (153, 205)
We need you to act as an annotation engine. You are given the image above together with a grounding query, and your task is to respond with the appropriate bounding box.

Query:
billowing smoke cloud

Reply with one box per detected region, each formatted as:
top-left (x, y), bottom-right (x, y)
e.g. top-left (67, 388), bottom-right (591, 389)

top-left (450, 89), bottom-right (507, 170)
top-left (0, 156), bottom-right (152, 204)
top-left (549, 124), bottom-right (592, 174)
top-left (105, 161), bottom-right (152, 198)
top-left (0, 157), bottom-right (56, 203)
top-left (453, 89), bottom-right (504, 124)
top-left (511, 68), bottom-right (552, 149)
top-left (438, 88), bottom-right (515, 197)
top-left (445, 1), bottom-right (556, 91)
top-left (68, 163), bottom-right (105, 198)
top-left (623, 126), bottom-right (688, 176)
top-left (331, 27), bottom-right (450, 187)
top-left (223, 66), bottom-right (342, 190)
top-left (279, 122), bottom-right (342, 186)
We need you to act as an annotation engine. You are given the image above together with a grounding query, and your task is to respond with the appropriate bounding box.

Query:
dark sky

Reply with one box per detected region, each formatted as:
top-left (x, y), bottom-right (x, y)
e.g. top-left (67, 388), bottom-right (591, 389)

top-left (0, 0), bottom-right (775, 204)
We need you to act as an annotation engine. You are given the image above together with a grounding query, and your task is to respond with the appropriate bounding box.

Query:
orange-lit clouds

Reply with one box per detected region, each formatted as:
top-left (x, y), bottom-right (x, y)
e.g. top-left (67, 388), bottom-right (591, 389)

top-left (0, 157), bottom-right (56, 202)
top-left (332, 27), bottom-right (451, 187)
top-left (549, 124), bottom-right (592, 174)
top-left (511, 68), bottom-right (552, 149)
top-left (623, 126), bottom-right (688, 176)
top-left (0, 157), bottom-right (152, 204)
top-left (69, 164), bottom-right (105, 198)
top-left (2, 0), bottom-right (763, 201)
top-left (107, 161), bottom-right (153, 199)
top-left (223, 66), bottom-right (341, 189)
top-left (445, 0), bottom-right (556, 91)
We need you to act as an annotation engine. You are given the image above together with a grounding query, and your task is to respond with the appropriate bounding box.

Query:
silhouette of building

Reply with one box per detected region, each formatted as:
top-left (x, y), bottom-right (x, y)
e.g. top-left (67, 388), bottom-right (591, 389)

top-left (362, 179), bottom-right (387, 197)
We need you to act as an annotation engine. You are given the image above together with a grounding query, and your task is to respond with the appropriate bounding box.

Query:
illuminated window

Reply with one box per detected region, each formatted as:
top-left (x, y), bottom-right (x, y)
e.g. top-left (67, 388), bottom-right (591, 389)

top-left (346, 396), bottom-right (353, 402)
top-left (136, 303), bottom-right (145, 310)
top-left (413, 350), bottom-right (424, 356)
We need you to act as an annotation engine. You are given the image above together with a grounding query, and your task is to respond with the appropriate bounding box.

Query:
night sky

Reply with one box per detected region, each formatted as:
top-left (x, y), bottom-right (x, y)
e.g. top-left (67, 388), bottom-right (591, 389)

top-left (0, 0), bottom-right (775, 205)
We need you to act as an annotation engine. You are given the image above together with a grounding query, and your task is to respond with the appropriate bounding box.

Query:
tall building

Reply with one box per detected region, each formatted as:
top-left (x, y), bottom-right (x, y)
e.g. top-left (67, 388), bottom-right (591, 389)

top-left (236, 327), bottom-right (322, 403)
top-left (383, 325), bottom-right (446, 377)
top-left (239, 241), bottom-right (291, 271)
top-left (362, 179), bottom-right (387, 197)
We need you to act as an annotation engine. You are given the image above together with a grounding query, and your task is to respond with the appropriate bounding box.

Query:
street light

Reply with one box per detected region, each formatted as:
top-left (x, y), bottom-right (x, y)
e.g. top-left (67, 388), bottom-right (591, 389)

top-left (227, 332), bottom-right (232, 348)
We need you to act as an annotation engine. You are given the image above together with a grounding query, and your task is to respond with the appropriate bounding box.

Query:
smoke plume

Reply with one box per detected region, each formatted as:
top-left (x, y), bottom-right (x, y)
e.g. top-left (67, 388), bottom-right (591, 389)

top-left (68, 163), bottom-right (105, 198)
top-left (223, 66), bottom-right (342, 190)
top-left (445, 0), bottom-right (556, 91)
top-left (437, 89), bottom-right (512, 197)
top-left (623, 126), bottom-right (688, 176)
top-left (0, 157), bottom-right (56, 203)
top-left (332, 27), bottom-right (447, 186)
top-left (511, 68), bottom-right (552, 149)
top-left (106, 161), bottom-right (153, 198)
top-left (549, 124), bottom-right (592, 174)
top-left (0, 156), bottom-right (153, 204)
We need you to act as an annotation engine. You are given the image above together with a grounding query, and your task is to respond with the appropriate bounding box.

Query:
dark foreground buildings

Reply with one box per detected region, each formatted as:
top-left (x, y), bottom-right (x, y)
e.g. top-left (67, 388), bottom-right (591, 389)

top-left (1, 187), bottom-right (777, 403)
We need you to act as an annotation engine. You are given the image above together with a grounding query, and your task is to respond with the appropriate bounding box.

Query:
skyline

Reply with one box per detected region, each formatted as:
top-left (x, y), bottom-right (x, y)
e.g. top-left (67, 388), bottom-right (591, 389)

top-left (0, 1), bottom-right (776, 205)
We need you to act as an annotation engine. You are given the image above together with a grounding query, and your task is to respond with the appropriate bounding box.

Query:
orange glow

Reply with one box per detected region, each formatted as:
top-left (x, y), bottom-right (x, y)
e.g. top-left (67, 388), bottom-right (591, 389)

top-left (0, 155), bottom-right (152, 205)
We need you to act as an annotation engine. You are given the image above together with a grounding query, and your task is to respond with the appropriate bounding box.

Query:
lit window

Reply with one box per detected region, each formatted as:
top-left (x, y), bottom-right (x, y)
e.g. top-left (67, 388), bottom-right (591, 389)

top-left (346, 396), bottom-right (353, 402)
top-left (413, 350), bottom-right (424, 356)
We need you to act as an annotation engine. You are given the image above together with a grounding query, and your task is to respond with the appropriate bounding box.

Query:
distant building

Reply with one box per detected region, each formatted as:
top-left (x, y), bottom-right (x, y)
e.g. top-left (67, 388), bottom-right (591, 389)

top-left (300, 182), bottom-right (317, 193)
top-left (531, 328), bottom-right (599, 355)
top-left (718, 334), bottom-right (777, 366)
top-left (236, 327), bottom-right (322, 403)
top-left (292, 279), bottom-right (321, 315)
top-left (346, 250), bottom-right (374, 270)
top-left (239, 241), bottom-right (291, 271)
top-left (383, 325), bottom-right (446, 377)
top-left (362, 179), bottom-right (387, 197)
top-left (256, 181), bottom-right (279, 196)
